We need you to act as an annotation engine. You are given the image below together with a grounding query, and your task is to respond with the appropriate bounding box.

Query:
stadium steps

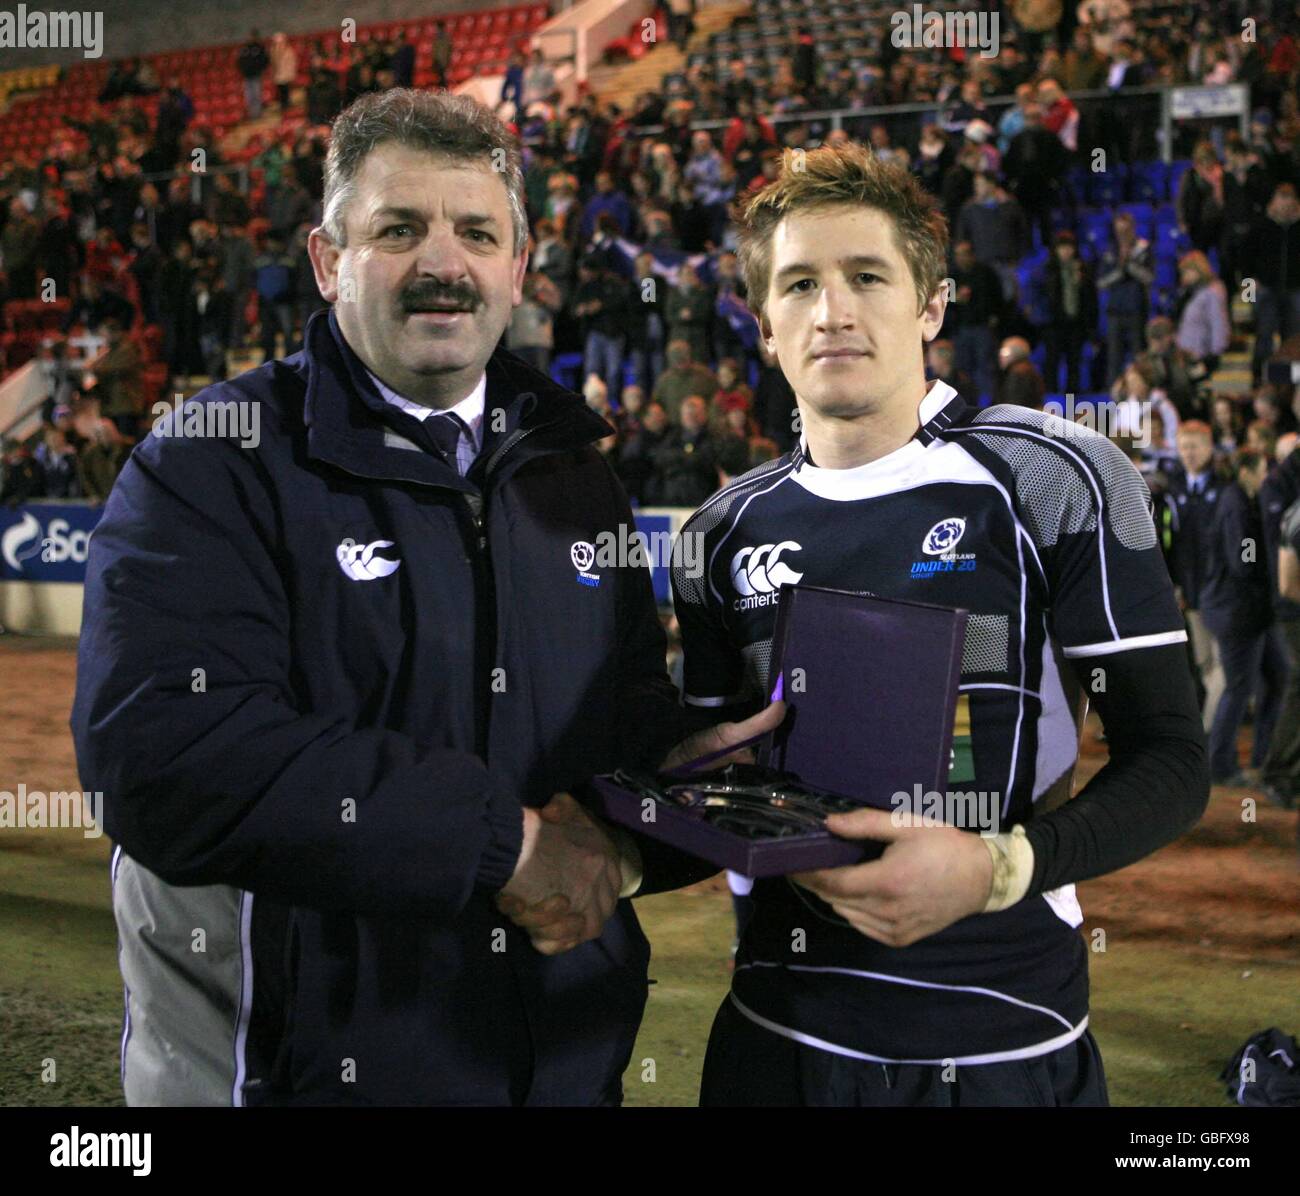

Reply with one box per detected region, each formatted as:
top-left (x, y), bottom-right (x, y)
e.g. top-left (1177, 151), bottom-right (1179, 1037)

top-left (586, 0), bottom-right (750, 112)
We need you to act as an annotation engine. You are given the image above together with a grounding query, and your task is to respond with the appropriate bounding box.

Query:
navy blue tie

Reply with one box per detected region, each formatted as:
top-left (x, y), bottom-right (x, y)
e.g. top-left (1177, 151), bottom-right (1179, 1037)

top-left (427, 412), bottom-right (467, 471)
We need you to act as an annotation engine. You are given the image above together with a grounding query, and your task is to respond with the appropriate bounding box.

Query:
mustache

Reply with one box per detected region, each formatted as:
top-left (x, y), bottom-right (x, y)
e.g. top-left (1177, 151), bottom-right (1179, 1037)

top-left (398, 280), bottom-right (481, 313)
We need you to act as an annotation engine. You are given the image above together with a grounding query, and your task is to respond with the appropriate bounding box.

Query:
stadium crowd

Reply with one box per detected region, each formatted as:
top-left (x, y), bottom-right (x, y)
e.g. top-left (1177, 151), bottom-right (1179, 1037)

top-left (0, 1), bottom-right (1297, 622)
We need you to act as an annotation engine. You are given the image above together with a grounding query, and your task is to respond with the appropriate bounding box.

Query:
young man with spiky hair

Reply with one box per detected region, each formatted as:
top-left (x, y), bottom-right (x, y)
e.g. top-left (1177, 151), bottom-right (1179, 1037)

top-left (672, 144), bottom-right (1210, 1106)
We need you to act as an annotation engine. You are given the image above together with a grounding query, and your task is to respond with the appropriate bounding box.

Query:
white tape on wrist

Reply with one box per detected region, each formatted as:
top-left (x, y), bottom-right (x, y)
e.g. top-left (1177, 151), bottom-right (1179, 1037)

top-left (609, 827), bottom-right (644, 898)
top-left (982, 824), bottom-right (1034, 912)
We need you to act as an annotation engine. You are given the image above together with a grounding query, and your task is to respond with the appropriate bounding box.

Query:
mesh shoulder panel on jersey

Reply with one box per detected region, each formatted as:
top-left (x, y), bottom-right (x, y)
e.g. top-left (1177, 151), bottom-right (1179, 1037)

top-left (954, 405), bottom-right (1157, 552)
top-left (672, 455), bottom-right (794, 609)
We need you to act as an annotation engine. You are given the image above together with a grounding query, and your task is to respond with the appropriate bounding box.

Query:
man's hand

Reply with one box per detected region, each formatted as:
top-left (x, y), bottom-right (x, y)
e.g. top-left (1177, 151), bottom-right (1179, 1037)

top-left (791, 808), bottom-right (994, 947)
top-left (496, 700), bottom-right (786, 954)
top-left (495, 793), bottom-right (623, 956)
top-left (659, 699), bottom-right (786, 772)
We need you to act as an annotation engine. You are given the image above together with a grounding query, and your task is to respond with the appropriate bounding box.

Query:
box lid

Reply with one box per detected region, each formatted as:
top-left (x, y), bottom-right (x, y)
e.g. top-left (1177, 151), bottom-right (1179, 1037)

top-left (670, 585), bottom-right (968, 809)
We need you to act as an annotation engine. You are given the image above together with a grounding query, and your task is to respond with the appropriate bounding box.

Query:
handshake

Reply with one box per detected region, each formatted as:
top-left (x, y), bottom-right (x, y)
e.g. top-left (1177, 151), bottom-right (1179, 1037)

top-left (495, 701), bottom-right (785, 955)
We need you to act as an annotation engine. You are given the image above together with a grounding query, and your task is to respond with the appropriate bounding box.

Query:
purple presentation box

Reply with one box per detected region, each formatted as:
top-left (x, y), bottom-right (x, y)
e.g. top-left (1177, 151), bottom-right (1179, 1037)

top-left (593, 584), bottom-right (969, 878)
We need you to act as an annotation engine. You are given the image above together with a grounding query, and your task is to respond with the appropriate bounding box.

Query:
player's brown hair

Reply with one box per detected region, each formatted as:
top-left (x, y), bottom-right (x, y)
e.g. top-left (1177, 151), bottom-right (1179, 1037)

top-left (731, 141), bottom-right (948, 321)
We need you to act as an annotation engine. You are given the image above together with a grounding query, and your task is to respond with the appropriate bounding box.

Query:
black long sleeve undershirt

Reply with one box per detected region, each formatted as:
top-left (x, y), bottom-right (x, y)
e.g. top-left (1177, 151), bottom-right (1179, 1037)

top-left (1024, 642), bottom-right (1210, 896)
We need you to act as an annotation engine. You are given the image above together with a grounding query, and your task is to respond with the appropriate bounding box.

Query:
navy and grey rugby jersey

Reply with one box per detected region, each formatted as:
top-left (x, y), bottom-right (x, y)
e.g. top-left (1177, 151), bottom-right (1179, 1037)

top-left (671, 380), bottom-right (1187, 1064)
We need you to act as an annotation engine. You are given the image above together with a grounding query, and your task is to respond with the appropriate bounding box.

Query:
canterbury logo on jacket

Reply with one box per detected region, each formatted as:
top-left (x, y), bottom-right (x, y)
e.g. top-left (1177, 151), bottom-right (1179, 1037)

top-left (71, 309), bottom-right (697, 1106)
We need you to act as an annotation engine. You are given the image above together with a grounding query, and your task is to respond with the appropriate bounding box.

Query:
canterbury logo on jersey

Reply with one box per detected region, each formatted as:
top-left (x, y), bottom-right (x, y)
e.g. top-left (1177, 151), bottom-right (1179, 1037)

top-left (731, 541), bottom-right (802, 610)
top-left (336, 537), bottom-right (402, 581)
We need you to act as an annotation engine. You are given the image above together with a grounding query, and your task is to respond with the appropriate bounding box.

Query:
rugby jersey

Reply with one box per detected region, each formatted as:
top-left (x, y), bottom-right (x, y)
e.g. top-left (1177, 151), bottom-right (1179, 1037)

top-left (670, 379), bottom-right (1187, 1064)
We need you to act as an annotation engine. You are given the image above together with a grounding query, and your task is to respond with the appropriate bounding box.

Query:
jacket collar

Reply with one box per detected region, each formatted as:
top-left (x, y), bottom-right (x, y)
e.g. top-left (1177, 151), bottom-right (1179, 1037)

top-left (299, 308), bottom-right (613, 491)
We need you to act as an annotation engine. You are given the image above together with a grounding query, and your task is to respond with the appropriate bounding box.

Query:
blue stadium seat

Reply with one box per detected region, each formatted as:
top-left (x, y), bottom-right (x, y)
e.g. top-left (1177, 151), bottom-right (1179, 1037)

top-left (1088, 163), bottom-right (1129, 206)
top-left (1119, 202), bottom-right (1155, 240)
top-left (1131, 161), bottom-right (1166, 203)
top-left (1167, 158), bottom-right (1192, 200)
top-left (550, 352), bottom-right (582, 391)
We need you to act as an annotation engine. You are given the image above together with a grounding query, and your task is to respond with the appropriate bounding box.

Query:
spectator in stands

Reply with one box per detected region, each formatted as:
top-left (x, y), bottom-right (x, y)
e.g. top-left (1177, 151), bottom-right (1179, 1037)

top-left (729, 113), bottom-right (779, 192)
top-left (500, 50), bottom-right (526, 117)
top-left (1003, 102), bottom-right (1068, 250)
top-left (942, 78), bottom-right (989, 139)
top-left (573, 254), bottom-right (632, 407)
top-left (389, 29), bottom-right (415, 90)
top-left (671, 180), bottom-right (712, 253)
top-left (912, 125), bottom-right (953, 198)
top-left (254, 233), bottom-right (297, 362)
top-left (1165, 419), bottom-right (1226, 731)
top-left (238, 31), bottom-right (271, 121)
top-left (627, 251), bottom-right (666, 392)
top-left (665, 0), bottom-right (696, 53)
top-left (1138, 315), bottom-right (1199, 417)
top-left (683, 131), bottom-right (729, 215)
top-left (69, 393), bottom-right (129, 502)
top-left (617, 399), bottom-right (668, 505)
top-left (0, 438), bottom-right (43, 504)
top-left (562, 107), bottom-right (604, 188)
top-left (580, 171), bottom-right (635, 243)
top-left (1, 198), bottom-right (40, 300)
top-left (1174, 249), bottom-right (1231, 382)
top-left (1246, 418), bottom-right (1279, 460)
top-left (290, 222), bottom-right (326, 341)
top-left (1222, 137), bottom-right (1274, 295)
top-left (545, 172), bottom-right (582, 244)
top-left (1110, 359), bottom-right (1180, 444)
top-left (945, 239), bottom-right (1003, 402)
top-left (1201, 448), bottom-right (1288, 786)
top-left (208, 173), bottom-right (251, 229)
top-left (194, 268), bottom-right (234, 381)
top-left (65, 274), bottom-right (134, 334)
top-left (925, 337), bottom-right (976, 399)
top-left (956, 171), bottom-right (1030, 302)
top-left (307, 67), bottom-right (343, 126)
top-left (1041, 231), bottom-right (1099, 395)
top-left (1097, 210), bottom-right (1155, 383)
top-left (1064, 24), bottom-right (1109, 91)
top-left (153, 78), bottom-right (194, 167)
top-left (157, 177), bottom-right (202, 255)
top-left (940, 142), bottom-right (983, 232)
top-left (87, 316), bottom-right (143, 438)
top-left (1211, 394), bottom-right (1244, 455)
top-left (344, 60), bottom-right (379, 108)
top-left (1246, 183), bottom-right (1300, 384)
top-left (430, 22), bottom-right (453, 90)
top-left (159, 239), bottom-right (199, 385)
top-left (531, 217), bottom-right (573, 308)
top-left (653, 338), bottom-right (717, 424)
top-left (522, 49), bottom-right (556, 113)
top-left (37, 193), bottom-right (78, 302)
top-left (1036, 78), bottom-right (1079, 153)
top-left (1177, 140), bottom-right (1227, 256)
top-left (713, 356), bottom-right (752, 412)
top-left (34, 422), bottom-right (82, 500)
top-left (665, 263), bottom-right (714, 364)
top-left (654, 394), bottom-right (719, 506)
top-left (266, 163), bottom-right (315, 239)
top-left (270, 33), bottom-right (298, 112)
top-left (996, 336), bottom-right (1046, 409)
top-left (508, 272), bottom-right (559, 375)
top-left (128, 222), bottom-right (164, 326)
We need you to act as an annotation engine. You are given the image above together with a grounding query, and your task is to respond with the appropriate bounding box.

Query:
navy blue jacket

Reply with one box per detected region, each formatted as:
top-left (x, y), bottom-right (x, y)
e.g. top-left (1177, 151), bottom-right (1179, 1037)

top-left (1201, 481), bottom-right (1273, 635)
top-left (71, 309), bottom-right (706, 1105)
top-left (1163, 467), bottom-right (1224, 610)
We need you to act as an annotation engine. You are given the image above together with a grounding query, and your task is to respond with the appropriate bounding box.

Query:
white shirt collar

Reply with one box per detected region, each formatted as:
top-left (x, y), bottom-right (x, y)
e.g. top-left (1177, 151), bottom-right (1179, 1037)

top-left (797, 378), bottom-right (958, 463)
top-left (365, 367), bottom-right (487, 451)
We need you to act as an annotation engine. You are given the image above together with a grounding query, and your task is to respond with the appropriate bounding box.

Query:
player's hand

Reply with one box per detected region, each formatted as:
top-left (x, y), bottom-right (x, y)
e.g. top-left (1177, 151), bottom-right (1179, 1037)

top-left (496, 793), bottom-right (623, 956)
top-left (791, 808), bottom-right (994, 947)
top-left (658, 699), bottom-right (786, 772)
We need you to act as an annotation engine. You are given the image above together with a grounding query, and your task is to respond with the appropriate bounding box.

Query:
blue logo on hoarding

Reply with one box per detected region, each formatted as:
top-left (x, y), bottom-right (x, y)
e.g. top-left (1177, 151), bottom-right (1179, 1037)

top-left (0, 504), bottom-right (102, 582)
